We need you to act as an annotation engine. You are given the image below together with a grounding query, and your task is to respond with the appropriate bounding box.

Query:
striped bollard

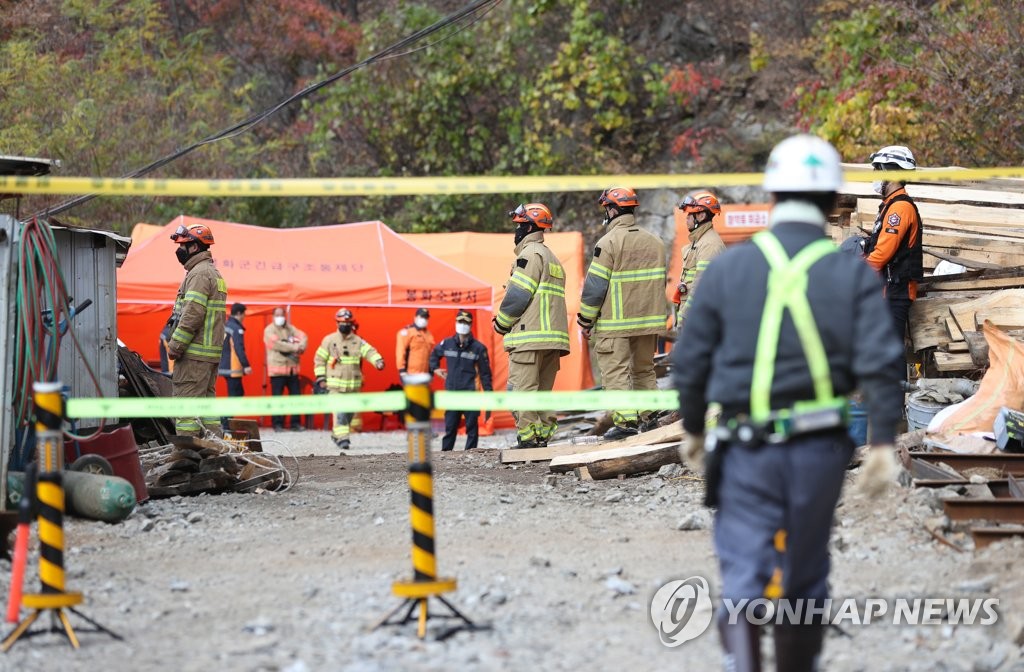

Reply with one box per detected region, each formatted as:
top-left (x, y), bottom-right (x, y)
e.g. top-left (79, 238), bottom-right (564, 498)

top-left (376, 373), bottom-right (479, 639)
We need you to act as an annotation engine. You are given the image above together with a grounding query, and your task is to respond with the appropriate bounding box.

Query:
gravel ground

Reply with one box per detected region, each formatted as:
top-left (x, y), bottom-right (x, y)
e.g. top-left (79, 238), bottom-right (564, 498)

top-left (1, 427), bottom-right (1022, 671)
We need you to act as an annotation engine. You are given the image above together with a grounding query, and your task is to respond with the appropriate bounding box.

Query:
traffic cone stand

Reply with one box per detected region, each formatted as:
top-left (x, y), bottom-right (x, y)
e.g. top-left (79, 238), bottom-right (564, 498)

top-left (375, 374), bottom-right (480, 639)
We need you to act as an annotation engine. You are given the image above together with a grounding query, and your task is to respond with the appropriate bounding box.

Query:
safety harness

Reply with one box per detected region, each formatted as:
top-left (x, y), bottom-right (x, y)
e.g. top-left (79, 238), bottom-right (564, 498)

top-left (716, 232), bottom-right (848, 445)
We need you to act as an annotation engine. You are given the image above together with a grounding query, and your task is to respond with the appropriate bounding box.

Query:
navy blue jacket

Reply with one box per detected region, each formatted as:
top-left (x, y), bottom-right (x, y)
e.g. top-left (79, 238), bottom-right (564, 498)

top-left (429, 334), bottom-right (493, 392)
top-left (219, 316), bottom-right (250, 377)
top-left (672, 213), bottom-right (904, 443)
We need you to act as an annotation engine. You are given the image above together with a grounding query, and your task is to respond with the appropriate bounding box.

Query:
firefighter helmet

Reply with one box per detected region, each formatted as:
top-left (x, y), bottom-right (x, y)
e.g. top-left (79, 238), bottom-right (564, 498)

top-left (679, 190), bottom-right (721, 216)
top-left (335, 308), bottom-right (354, 324)
top-left (169, 222), bottom-right (215, 246)
top-left (508, 203), bottom-right (554, 228)
top-left (598, 187), bottom-right (639, 209)
top-left (763, 134), bottom-right (843, 193)
top-left (870, 145), bottom-right (917, 171)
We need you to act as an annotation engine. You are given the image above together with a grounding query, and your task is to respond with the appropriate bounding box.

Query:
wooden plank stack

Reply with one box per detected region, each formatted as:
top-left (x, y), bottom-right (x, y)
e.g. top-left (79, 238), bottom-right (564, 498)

top-left (836, 177), bottom-right (1024, 377)
top-left (139, 435), bottom-right (287, 498)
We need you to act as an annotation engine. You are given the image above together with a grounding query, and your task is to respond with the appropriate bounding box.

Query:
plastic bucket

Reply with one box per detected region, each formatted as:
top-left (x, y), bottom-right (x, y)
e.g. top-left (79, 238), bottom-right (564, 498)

top-left (906, 392), bottom-right (946, 432)
top-left (73, 423), bottom-right (149, 503)
top-left (847, 400), bottom-right (868, 446)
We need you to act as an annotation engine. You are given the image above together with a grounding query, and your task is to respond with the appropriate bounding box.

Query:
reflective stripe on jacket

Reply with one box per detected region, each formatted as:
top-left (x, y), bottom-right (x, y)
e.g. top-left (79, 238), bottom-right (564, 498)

top-left (580, 214), bottom-right (667, 336)
top-left (864, 187), bottom-right (923, 300)
top-left (264, 323), bottom-right (307, 376)
top-left (168, 251), bottom-right (227, 363)
top-left (677, 221), bottom-right (726, 323)
top-left (429, 334), bottom-right (493, 391)
top-left (495, 232), bottom-right (570, 353)
top-left (219, 316), bottom-right (249, 377)
top-left (314, 331), bottom-right (383, 392)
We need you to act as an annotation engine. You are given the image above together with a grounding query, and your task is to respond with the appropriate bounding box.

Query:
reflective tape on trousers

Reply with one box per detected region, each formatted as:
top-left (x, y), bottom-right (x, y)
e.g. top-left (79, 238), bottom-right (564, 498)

top-left (64, 390), bottom-right (680, 418)
top-left (4, 167), bottom-right (1024, 197)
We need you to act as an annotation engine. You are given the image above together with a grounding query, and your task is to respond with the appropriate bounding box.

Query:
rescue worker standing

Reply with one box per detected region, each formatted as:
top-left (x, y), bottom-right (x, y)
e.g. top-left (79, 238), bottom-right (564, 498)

top-left (219, 302), bottom-right (252, 397)
top-left (493, 203), bottom-right (569, 448)
top-left (264, 306), bottom-right (308, 431)
top-left (578, 187), bottom-right (667, 441)
top-left (314, 308), bottom-right (385, 451)
top-left (396, 308), bottom-right (436, 377)
top-left (165, 222), bottom-right (227, 437)
top-left (864, 145), bottom-right (923, 381)
top-left (673, 135), bottom-right (905, 672)
top-left (673, 190), bottom-right (726, 331)
top-left (430, 310), bottom-right (493, 451)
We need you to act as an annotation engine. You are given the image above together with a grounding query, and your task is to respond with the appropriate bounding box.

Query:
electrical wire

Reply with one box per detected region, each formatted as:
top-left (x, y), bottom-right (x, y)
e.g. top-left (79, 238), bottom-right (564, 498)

top-left (34, 0), bottom-right (505, 219)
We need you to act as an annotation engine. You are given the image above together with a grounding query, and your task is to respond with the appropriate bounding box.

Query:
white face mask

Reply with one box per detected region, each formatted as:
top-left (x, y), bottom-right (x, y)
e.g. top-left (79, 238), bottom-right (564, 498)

top-left (871, 180), bottom-right (885, 195)
top-left (414, 317), bottom-right (428, 329)
top-left (455, 323), bottom-right (471, 335)
top-left (273, 315), bottom-right (286, 327)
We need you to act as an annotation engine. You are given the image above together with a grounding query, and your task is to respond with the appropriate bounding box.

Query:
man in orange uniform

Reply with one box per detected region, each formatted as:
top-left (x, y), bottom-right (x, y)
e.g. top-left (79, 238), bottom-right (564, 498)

top-left (863, 145), bottom-right (923, 381)
top-left (396, 308), bottom-right (435, 378)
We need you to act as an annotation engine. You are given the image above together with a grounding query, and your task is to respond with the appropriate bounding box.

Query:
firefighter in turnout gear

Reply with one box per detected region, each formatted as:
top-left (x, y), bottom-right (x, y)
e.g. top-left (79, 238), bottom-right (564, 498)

top-left (314, 308), bottom-right (385, 451)
top-left (672, 135), bottom-right (905, 671)
top-left (674, 190), bottom-right (726, 330)
top-left (166, 222), bottom-right (228, 436)
top-left (493, 203), bottom-right (569, 448)
top-left (579, 187), bottom-right (667, 441)
top-left (864, 144), bottom-right (923, 382)
top-left (430, 310), bottom-right (493, 451)
top-left (396, 307), bottom-right (436, 376)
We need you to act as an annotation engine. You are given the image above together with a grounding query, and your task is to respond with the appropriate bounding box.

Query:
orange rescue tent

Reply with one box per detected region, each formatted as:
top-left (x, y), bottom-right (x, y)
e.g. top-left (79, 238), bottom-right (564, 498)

top-left (403, 232), bottom-right (594, 415)
top-left (117, 217), bottom-right (493, 428)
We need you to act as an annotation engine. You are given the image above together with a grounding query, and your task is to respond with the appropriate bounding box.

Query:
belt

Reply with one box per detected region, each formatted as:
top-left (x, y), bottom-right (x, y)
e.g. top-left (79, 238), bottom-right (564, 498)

top-left (713, 398), bottom-right (849, 446)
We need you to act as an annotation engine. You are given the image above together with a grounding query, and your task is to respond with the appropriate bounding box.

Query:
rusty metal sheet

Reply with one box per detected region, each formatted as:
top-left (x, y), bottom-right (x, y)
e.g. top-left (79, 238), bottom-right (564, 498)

top-left (944, 498), bottom-right (1024, 522)
top-left (914, 480), bottom-right (1014, 498)
top-left (971, 526), bottom-right (1024, 548)
top-left (1009, 474), bottom-right (1024, 500)
top-left (910, 453), bottom-right (1024, 474)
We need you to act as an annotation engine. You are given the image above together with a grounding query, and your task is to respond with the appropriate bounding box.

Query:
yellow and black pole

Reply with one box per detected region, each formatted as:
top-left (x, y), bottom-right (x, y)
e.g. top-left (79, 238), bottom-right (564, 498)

top-left (376, 373), bottom-right (480, 639)
top-left (2, 382), bottom-right (121, 652)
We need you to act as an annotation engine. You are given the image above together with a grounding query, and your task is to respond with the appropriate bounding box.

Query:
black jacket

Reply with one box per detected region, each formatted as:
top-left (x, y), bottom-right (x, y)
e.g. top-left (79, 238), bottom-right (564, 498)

top-left (672, 215), bottom-right (905, 443)
top-left (429, 334), bottom-right (493, 392)
top-left (219, 316), bottom-right (250, 376)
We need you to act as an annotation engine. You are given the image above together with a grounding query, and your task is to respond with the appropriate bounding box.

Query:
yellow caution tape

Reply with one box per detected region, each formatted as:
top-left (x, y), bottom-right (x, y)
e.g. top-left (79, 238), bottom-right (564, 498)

top-left (4, 168), bottom-right (1024, 198)
top-left (65, 390), bottom-right (679, 418)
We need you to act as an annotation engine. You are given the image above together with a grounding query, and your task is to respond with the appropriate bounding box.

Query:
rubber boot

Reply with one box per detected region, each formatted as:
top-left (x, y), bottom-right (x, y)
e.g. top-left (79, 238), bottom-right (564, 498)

top-left (773, 624), bottom-right (824, 672)
top-left (718, 618), bottom-right (762, 672)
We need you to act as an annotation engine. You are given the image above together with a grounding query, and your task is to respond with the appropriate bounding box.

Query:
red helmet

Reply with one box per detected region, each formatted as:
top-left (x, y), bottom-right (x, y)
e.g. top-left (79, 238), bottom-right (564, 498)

top-left (598, 187), bottom-right (639, 210)
top-left (509, 203), bottom-right (553, 229)
top-left (335, 308), bottom-right (354, 324)
top-left (170, 223), bottom-right (215, 246)
top-left (679, 190), bottom-right (721, 216)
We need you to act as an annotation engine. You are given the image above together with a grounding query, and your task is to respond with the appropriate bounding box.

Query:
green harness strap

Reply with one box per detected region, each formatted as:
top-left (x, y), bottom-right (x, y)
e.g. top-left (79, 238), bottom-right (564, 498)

top-left (750, 233), bottom-right (840, 423)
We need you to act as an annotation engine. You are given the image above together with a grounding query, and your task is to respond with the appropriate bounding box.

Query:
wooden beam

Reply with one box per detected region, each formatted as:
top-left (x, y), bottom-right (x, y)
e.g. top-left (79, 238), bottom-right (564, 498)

top-left (549, 441), bottom-right (681, 474)
top-left (586, 444), bottom-right (682, 480)
top-left (932, 351), bottom-right (977, 373)
top-left (500, 420), bottom-right (684, 464)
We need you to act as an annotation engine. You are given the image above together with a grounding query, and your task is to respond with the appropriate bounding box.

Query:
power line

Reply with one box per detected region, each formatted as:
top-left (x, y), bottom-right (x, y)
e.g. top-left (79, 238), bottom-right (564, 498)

top-left (36, 0), bottom-right (504, 219)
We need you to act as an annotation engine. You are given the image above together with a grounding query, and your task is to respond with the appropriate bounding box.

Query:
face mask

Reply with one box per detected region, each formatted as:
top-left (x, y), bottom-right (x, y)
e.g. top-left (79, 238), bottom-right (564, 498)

top-left (175, 246), bottom-right (191, 265)
top-left (414, 316), bottom-right (428, 329)
top-left (338, 324), bottom-right (352, 335)
top-left (273, 316), bottom-right (286, 327)
top-left (514, 223), bottom-right (534, 245)
top-left (455, 323), bottom-right (471, 336)
top-left (872, 180), bottom-right (885, 195)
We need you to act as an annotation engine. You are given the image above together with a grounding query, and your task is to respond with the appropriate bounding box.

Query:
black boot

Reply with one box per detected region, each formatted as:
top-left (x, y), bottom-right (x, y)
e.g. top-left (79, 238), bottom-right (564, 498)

top-left (773, 624), bottom-right (824, 672)
top-left (719, 618), bottom-right (762, 672)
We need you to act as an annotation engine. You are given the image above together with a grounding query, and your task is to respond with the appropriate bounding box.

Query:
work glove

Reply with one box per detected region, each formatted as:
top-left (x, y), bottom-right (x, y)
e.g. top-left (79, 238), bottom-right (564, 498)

top-left (314, 376), bottom-right (326, 392)
top-left (492, 318), bottom-right (511, 335)
top-left (855, 445), bottom-right (903, 497)
top-left (577, 314), bottom-right (594, 339)
top-left (243, 366), bottom-right (252, 375)
top-left (375, 359), bottom-right (385, 371)
top-left (679, 431), bottom-right (705, 474)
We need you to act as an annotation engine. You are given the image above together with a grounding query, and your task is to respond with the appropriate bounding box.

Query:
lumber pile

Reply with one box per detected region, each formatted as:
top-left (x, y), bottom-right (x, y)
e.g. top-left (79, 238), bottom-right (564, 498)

top-left (836, 178), bottom-right (1024, 377)
top-left (139, 434), bottom-right (288, 498)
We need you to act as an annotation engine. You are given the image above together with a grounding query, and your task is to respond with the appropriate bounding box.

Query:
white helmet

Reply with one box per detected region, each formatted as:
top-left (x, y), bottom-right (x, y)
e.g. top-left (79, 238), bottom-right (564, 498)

top-left (870, 145), bottom-right (916, 170)
top-left (763, 134), bottom-right (843, 193)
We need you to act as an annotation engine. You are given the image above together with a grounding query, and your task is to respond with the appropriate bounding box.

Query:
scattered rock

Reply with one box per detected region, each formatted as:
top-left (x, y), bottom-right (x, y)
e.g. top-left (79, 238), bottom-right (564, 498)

top-left (677, 510), bottom-right (712, 531)
top-left (482, 589), bottom-right (507, 607)
top-left (605, 576), bottom-right (636, 596)
top-left (968, 474), bottom-right (989, 485)
top-left (955, 575), bottom-right (996, 593)
top-left (186, 511), bottom-right (204, 524)
top-left (169, 580), bottom-right (190, 592)
top-left (575, 486), bottom-right (590, 494)
top-left (657, 463), bottom-right (683, 479)
top-left (499, 495), bottom-right (514, 504)
top-left (243, 617), bottom-right (275, 636)
top-left (529, 555), bottom-right (551, 568)
top-left (543, 474), bottom-right (558, 487)
top-left (604, 491), bottom-right (625, 503)
top-left (139, 519), bottom-right (155, 532)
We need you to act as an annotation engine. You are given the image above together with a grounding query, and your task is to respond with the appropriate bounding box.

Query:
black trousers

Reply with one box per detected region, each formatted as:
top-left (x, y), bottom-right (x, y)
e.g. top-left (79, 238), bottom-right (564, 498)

top-left (270, 375), bottom-right (302, 428)
top-left (442, 409), bottom-right (480, 451)
top-left (887, 297), bottom-right (912, 381)
top-left (224, 376), bottom-right (245, 397)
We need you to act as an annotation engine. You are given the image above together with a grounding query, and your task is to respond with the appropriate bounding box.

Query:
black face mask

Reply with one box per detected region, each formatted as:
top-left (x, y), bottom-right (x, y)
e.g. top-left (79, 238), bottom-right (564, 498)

top-left (175, 245), bottom-right (193, 265)
top-left (338, 324), bottom-right (352, 335)
top-left (514, 223), bottom-right (536, 245)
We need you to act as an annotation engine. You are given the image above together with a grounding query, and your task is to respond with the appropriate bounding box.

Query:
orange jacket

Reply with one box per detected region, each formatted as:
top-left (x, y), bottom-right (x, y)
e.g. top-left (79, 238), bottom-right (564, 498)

top-left (865, 186), bottom-right (922, 300)
top-left (396, 326), bottom-right (435, 374)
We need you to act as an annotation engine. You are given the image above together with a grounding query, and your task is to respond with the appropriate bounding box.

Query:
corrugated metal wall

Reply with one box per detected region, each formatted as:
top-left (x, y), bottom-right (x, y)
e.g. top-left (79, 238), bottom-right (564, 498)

top-left (53, 228), bottom-right (120, 410)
